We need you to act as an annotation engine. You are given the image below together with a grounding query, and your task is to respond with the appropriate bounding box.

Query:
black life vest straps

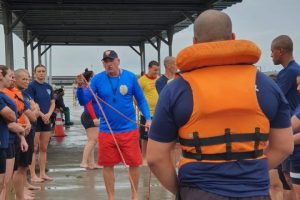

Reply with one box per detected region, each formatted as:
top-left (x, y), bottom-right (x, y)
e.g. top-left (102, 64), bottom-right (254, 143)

top-left (181, 150), bottom-right (264, 161)
top-left (179, 127), bottom-right (269, 161)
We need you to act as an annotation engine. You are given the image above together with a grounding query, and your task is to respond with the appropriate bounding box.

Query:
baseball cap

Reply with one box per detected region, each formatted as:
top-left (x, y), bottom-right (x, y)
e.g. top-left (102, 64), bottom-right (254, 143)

top-left (102, 50), bottom-right (118, 60)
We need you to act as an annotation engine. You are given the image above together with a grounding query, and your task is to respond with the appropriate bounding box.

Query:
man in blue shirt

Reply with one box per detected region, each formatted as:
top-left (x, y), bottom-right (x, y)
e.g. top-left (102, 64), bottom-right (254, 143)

top-left (272, 35), bottom-right (300, 199)
top-left (147, 10), bottom-right (293, 200)
top-left (155, 56), bottom-right (177, 94)
top-left (77, 50), bottom-right (151, 200)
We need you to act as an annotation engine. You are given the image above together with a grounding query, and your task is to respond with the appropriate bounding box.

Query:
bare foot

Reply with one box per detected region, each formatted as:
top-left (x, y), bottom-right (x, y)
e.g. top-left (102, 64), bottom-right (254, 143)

top-left (40, 175), bottom-right (53, 181)
top-left (142, 160), bottom-right (148, 166)
top-left (24, 189), bottom-right (35, 200)
top-left (88, 163), bottom-right (103, 169)
top-left (80, 163), bottom-right (88, 168)
top-left (31, 176), bottom-right (44, 183)
top-left (24, 194), bottom-right (35, 200)
top-left (26, 183), bottom-right (41, 190)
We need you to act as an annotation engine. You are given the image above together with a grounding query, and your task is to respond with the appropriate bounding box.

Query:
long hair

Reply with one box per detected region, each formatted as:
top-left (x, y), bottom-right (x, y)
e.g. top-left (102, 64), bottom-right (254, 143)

top-left (83, 68), bottom-right (94, 82)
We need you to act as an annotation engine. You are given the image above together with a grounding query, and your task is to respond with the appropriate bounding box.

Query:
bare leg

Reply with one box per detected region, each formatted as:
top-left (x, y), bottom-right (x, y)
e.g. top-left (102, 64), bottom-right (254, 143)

top-left (103, 166), bottom-right (115, 200)
top-left (39, 132), bottom-right (52, 180)
top-left (0, 158), bottom-right (15, 200)
top-left (13, 166), bottom-right (25, 200)
top-left (129, 166), bottom-right (140, 200)
top-left (141, 140), bottom-right (148, 166)
top-left (30, 132), bottom-right (43, 183)
top-left (293, 184), bottom-right (300, 200)
top-left (80, 127), bottom-right (98, 168)
top-left (283, 172), bottom-right (297, 200)
top-left (0, 174), bottom-right (4, 193)
top-left (269, 169), bottom-right (283, 200)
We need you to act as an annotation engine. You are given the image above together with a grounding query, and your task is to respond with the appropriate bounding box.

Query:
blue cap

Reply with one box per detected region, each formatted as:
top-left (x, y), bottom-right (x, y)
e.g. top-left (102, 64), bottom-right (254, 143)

top-left (102, 50), bottom-right (118, 60)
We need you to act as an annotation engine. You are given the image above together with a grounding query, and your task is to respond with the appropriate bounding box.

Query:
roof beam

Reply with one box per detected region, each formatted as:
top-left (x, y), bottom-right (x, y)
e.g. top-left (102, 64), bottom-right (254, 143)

top-left (26, 24), bottom-right (168, 30)
top-left (8, 11), bottom-right (27, 34)
top-left (41, 45), bottom-right (52, 56)
top-left (33, 37), bottom-right (46, 50)
top-left (26, 33), bottom-right (37, 46)
top-left (129, 46), bottom-right (141, 56)
top-left (10, 3), bottom-right (207, 12)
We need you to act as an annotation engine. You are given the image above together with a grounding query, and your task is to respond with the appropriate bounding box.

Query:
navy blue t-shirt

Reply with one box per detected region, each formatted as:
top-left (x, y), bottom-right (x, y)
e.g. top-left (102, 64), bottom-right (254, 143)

top-left (22, 91), bottom-right (31, 111)
top-left (149, 71), bottom-right (291, 197)
top-left (25, 80), bottom-right (54, 114)
top-left (0, 92), bottom-right (18, 145)
top-left (155, 75), bottom-right (169, 94)
top-left (0, 93), bottom-right (10, 148)
top-left (276, 60), bottom-right (300, 111)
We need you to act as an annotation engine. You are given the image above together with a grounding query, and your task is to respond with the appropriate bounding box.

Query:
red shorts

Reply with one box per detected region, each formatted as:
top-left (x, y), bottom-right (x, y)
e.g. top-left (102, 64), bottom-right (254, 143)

top-left (98, 129), bottom-right (142, 167)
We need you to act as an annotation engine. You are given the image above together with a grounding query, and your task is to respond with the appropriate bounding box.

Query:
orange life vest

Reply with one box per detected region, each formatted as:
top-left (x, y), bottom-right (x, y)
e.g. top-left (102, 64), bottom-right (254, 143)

top-left (176, 40), bottom-right (270, 166)
top-left (3, 87), bottom-right (26, 125)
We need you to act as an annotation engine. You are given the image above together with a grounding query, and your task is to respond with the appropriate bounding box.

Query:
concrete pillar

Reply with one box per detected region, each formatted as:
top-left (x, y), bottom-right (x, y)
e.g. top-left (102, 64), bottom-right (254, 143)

top-left (2, 4), bottom-right (14, 69)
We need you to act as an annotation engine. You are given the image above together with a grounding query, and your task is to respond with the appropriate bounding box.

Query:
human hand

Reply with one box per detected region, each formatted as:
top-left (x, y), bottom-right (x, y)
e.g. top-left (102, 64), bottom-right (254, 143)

top-left (23, 123), bottom-right (31, 136)
top-left (145, 120), bottom-right (152, 132)
top-left (93, 119), bottom-right (100, 126)
top-left (19, 136), bottom-right (28, 152)
top-left (76, 74), bottom-right (84, 87)
top-left (42, 113), bottom-right (51, 124)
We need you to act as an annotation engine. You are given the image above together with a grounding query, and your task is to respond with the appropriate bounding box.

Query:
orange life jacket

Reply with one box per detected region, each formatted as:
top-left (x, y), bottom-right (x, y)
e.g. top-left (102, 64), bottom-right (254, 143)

top-left (176, 40), bottom-right (270, 166)
top-left (3, 87), bottom-right (26, 125)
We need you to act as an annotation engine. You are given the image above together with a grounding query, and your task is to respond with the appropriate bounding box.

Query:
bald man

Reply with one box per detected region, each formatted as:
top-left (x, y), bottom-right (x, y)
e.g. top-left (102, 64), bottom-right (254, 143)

top-left (147, 10), bottom-right (293, 199)
top-left (155, 56), bottom-right (177, 94)
top-left (271, 35), bottom-right (300, 199)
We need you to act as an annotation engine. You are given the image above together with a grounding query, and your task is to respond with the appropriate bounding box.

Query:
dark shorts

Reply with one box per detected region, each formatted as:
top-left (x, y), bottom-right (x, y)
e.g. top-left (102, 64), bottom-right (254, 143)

top-left (36, 117), bottom-right (52, 132)
top-left (81, 112), bottom-right (97, 130)
top-left (98, 129), bottom-right (142, 166)
top-left (290, 152), bottom-right (300, 185)
top-left (5, 143), bottom-right (15, 159)
top-left (139, 115), bottom-right (148, 140)
top-left (176, 187), bottom-right (270, 200)
top-left (17, 131), bottom-right (34, 168)
top-left (277, 160), bottom-right (292, 190)
top-left (0, 148), bottom-right (6, 173)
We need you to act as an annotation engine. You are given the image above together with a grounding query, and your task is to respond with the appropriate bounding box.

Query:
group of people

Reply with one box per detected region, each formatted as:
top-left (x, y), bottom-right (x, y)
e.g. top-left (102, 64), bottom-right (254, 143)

top-left (0, 64), bottom-right (55, 200)
top-left (1, 8), bottom-right (299, 200)
top-left (75, 9), bottom-right (300, 200)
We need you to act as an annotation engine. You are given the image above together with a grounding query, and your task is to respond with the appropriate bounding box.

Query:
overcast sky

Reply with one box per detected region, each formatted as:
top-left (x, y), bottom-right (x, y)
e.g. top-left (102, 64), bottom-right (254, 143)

top-left (0, 0), bottom-right (299, 76)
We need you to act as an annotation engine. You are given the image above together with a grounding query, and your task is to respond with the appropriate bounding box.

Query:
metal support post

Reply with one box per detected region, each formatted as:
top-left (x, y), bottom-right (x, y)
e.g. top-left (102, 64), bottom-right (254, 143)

top-left (139, 42), bottom-right (146, 75)
top-left (2, 4), bottom-right (14, 69)
top-left (38, 44), bottom-right (42, 64)
top-left (49, 47), bottom-right (52, 85)
top-left (157, 37), bottom-right (161, 72)
top-left (23, 27), bottom-right (28, 69)
top-left (30, 42), bottom-right (34, 77)
top-left (167, 28), bottom-right (174, 56)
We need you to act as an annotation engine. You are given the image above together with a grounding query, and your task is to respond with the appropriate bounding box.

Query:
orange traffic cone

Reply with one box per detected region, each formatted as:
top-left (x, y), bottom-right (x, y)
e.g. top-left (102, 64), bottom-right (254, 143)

top-left (54, 111), bottom-right (66, 137)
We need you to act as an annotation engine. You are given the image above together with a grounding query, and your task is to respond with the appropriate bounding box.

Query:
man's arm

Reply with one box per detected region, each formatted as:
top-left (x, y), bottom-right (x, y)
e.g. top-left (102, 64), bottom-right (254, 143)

top-left (8, 122), bottom-right (25, 136)
top-left (294, 132), bottom-right (300, 145)
top-left (147, 139), bottom-right (178, 195)
top-left (264, 127), bottom-right (294, 169)
top-left (0, 106), bottom-right (16, 122)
